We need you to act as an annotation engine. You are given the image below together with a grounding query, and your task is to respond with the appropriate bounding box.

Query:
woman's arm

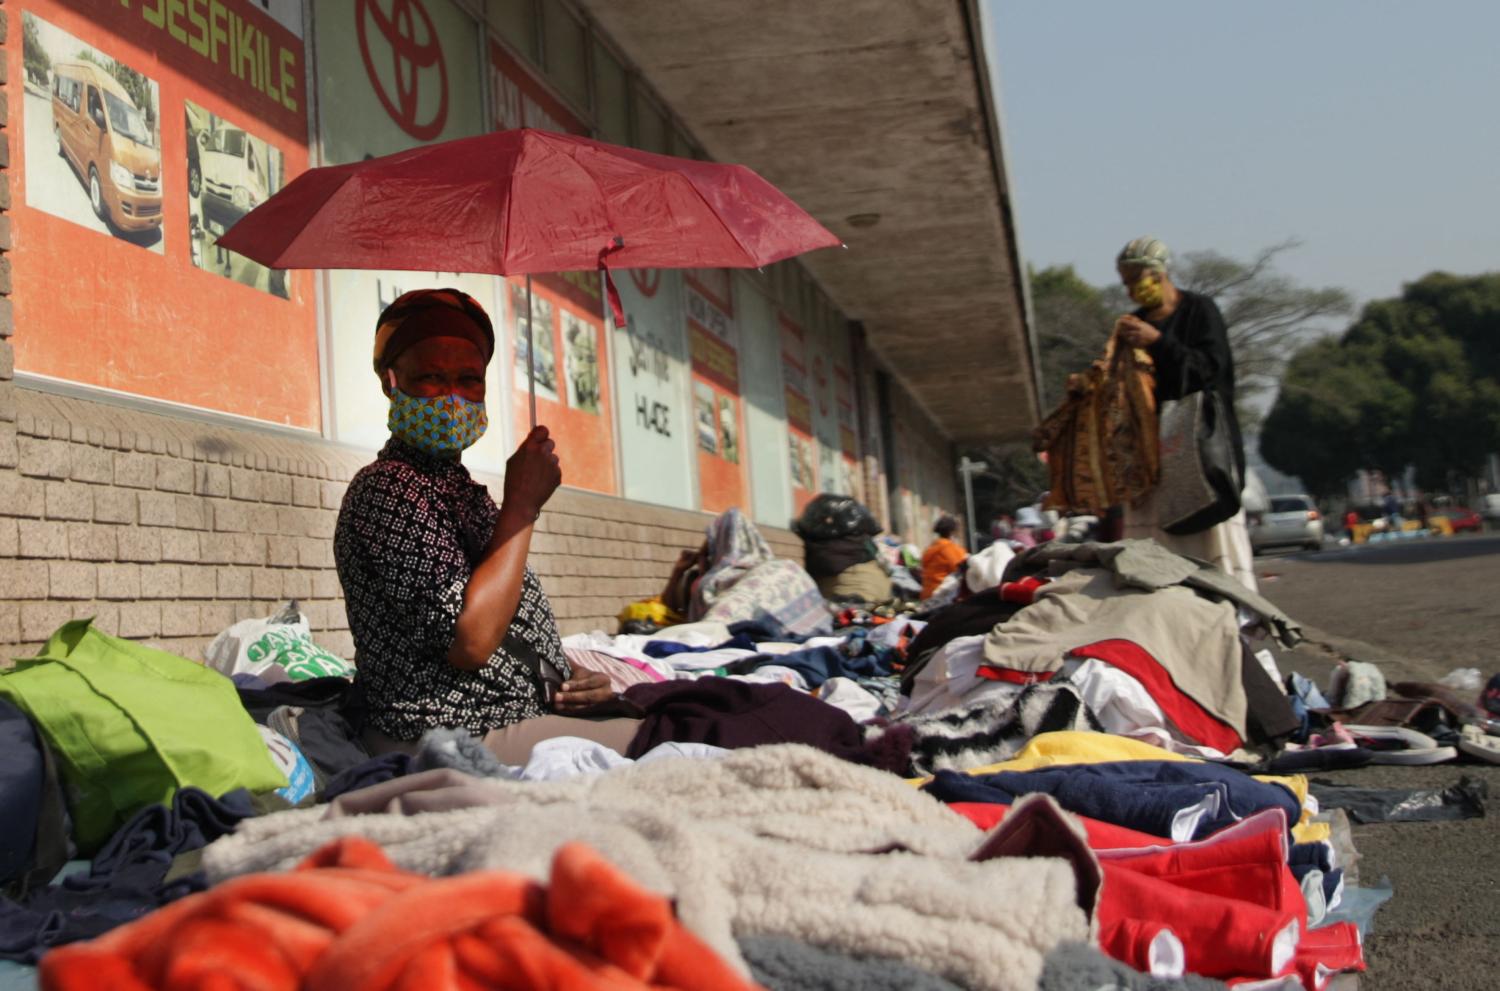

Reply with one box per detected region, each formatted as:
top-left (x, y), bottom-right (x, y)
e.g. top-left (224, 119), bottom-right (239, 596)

top-left (446, 428), bottom-right (560, 671)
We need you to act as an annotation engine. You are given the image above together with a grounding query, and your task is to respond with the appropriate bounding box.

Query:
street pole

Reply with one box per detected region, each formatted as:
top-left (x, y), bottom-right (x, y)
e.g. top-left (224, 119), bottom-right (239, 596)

top-left (958, 456), bottom-right (987, 552)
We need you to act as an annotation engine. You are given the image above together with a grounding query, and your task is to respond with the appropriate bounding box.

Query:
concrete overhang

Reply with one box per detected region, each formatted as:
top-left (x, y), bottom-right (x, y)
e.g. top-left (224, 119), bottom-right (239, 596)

top-left (578, 0), bottom-right (1041, 446)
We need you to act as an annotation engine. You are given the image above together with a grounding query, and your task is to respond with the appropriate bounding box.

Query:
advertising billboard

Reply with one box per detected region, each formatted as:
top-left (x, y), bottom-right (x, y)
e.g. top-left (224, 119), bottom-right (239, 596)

top-left (611, 268), bottom-right (695, 510)
top-left (11, 0), bottom-right (318, 427)
top-left (313, 0), bottom-right (510, 466)
top-left (779, 312), bottom-right (817, 513)
top-left (685, 275), bottom-right (746, 515)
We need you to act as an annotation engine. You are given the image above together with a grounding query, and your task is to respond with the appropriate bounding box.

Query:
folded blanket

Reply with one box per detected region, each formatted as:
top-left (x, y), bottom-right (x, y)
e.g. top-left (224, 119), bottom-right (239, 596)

top-left (203, 746), bottom-right (1095, 991)
top-left (40, 837), bottom-right (757, 990)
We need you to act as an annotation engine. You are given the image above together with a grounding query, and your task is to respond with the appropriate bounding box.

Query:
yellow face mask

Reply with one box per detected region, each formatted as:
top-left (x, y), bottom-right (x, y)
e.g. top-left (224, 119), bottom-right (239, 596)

top-left (1129, 272), bottom-right (1165, 309)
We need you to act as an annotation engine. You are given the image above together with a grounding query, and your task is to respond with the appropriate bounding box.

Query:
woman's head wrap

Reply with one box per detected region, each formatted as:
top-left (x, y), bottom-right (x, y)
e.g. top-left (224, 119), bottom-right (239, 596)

top-left (1117, 236), bottom-right (1171, 272)
top-left (373, 288), bottom-right (495, 375)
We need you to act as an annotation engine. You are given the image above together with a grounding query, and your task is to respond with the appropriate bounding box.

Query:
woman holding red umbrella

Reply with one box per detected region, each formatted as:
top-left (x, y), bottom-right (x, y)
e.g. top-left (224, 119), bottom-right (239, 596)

top-left (333, 288), bottom-right (631, 762)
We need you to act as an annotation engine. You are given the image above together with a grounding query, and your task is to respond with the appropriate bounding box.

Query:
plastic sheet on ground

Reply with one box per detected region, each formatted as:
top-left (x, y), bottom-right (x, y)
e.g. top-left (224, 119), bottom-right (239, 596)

top-left (1308, 776), bottom-right (1487, 824)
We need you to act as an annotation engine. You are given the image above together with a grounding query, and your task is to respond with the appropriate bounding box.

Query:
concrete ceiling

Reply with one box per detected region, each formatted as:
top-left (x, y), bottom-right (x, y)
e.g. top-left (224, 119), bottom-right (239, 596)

top-left (577, 0), bottom-right (1040, 445)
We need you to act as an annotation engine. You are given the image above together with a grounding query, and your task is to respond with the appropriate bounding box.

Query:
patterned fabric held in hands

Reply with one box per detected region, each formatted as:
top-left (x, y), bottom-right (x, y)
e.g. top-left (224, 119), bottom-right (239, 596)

top-left (1035, 334), bottom-right (1160, 516)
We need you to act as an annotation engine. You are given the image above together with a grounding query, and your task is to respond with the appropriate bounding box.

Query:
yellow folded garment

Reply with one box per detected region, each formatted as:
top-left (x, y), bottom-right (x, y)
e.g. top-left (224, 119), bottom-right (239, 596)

top-left (1293, 820), bottom-right (1333, 845)
top-left (960, 730), bottom-right (1198, 776)
top-left (616, 597), bottom-right (682, 628)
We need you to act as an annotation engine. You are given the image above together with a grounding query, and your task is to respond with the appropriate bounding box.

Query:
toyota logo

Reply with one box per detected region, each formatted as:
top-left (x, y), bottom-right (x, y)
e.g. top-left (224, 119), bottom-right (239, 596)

top-left (356, 0), bottom-right (449, 141)
top-left (630, 269), bottom-right (662, 298)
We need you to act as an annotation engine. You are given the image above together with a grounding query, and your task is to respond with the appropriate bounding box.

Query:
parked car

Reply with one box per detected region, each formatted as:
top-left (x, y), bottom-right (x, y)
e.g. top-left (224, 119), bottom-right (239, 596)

top-left (1483, 494), bottom-right (1500, 529)
top-left (50, 61), bottom-right (162, 232)
top-left (1431, 507), bottom-right (1484, 534)
top-left (1249, 494), bottom-right (1324, 552)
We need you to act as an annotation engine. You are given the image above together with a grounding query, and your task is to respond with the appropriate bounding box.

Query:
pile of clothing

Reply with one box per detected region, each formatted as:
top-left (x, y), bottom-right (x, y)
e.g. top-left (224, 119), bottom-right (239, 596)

top-left (793, 493), bottom-right (897, 605)
top-left (7, 520), bottom-right (1477, 991)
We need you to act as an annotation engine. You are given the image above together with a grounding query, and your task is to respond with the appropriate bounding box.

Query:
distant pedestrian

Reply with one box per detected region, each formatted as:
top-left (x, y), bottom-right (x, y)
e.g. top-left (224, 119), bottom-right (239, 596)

top-left (1112, 236), bottom-right (1256, 591)
top-left (919, 516), bottom-right (968, 600)
top-left (1383, 492), bottom-right (1402, 528)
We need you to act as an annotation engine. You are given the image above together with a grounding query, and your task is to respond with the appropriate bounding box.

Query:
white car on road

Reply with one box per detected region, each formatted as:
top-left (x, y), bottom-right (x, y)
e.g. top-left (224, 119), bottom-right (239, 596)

top-left (1250, 494), bottom-right (1325, 553)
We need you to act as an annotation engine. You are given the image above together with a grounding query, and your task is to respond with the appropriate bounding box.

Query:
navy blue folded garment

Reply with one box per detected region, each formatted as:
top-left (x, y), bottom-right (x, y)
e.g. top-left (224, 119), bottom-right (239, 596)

top-left (642, 633), bottom-right (759, 659)
top-left (724, 645), bottom-right (894, 690)
top-left (321, 753), bottom-right (414, 801)
top-left (1289, 840), bottom-right (1334, 877)
top-left (0, 787), bottom-right (254, 963)
top-left (922, 761), bottom-right (1302, 841)
top-left (728, 615), bottom-right (813, 645)
top-left (0, 701), bottom-right (45, 890)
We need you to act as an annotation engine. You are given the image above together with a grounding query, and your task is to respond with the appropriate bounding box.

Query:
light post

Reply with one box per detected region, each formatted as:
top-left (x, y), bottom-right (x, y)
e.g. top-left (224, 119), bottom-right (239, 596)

top-left (958, 456), bottom-right (988, 552)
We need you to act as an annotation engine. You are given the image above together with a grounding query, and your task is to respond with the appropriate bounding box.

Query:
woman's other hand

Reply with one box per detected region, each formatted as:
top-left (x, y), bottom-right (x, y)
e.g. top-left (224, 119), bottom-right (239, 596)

top-left (1114, 314), bottom-right (1162, 348)
top-left (553, 668), bottom-right (615, 713)
top-left (502, 426), bottom-right (562, 521)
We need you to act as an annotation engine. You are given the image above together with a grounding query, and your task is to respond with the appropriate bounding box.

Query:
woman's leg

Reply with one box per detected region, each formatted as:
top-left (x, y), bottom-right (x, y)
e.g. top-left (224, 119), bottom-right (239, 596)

top-left (481, 715), bottom-right (643, 766)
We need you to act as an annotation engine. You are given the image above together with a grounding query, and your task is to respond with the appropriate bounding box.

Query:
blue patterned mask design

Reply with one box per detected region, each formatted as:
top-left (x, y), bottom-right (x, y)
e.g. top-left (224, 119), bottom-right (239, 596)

top-left (387, 387), bottom-right (488, 457)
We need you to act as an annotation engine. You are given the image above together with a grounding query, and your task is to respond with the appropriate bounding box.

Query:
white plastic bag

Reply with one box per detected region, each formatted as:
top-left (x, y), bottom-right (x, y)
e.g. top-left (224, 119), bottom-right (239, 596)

top-left (205, 601), bottom-right (354, 682)
top-left (1439, 667), bottom-right (1483, 692)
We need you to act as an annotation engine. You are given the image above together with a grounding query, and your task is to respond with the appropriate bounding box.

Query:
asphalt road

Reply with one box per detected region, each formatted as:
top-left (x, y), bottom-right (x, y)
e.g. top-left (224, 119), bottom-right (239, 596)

top-left (1256, 534), bottom-right (1500, 991)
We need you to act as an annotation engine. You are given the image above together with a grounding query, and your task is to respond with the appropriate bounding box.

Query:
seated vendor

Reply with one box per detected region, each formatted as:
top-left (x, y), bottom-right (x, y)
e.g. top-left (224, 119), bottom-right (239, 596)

top-left (334, 288), bottom-right (634, 762)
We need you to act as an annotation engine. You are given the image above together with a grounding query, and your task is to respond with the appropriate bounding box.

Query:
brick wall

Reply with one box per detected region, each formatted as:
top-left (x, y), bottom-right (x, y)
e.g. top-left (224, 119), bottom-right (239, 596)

top-left (0, 2), bottom-right (16, 651)
top-left (0, 388), bottom-right (801, 664)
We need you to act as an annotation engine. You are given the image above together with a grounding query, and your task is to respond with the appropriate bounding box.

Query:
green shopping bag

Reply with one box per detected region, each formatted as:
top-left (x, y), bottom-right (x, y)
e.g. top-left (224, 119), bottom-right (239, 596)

top-left (0, 619), bottom-right (287, 853)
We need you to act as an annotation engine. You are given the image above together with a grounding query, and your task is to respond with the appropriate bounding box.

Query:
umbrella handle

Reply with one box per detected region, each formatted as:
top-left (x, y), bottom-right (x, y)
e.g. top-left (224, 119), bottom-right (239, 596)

top-left (526, 274), bottom-right (537, 432)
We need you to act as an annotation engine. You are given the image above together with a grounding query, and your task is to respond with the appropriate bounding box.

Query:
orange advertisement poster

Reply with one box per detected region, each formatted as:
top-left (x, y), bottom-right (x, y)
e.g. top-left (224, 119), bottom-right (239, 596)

top-left (836, 365), bottom-right (863, 498)
top-left (685, 275), bottom-right (744, 515)
top-left (779, 312), bottom-right (817, 512)
top-left (11, 0), bottom-right (318, 428)
top-left (507, 275), bottom-right (616, 495)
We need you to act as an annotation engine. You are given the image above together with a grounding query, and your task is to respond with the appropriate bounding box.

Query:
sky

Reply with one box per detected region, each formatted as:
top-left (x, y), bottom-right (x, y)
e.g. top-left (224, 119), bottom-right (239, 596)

top-left (983, 1), bottom-right (1499, 312)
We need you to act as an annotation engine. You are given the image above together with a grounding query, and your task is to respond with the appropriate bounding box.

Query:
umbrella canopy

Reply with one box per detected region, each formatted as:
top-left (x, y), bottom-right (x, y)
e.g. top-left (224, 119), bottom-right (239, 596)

top-left (217, 128), bottom-right (841, 275)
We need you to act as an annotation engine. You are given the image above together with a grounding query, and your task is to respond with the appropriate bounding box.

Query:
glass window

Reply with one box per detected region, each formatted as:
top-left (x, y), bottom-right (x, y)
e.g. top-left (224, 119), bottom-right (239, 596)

top-left (542, 1), bottom-right (589, 110)
top-left (592, 40), bottom-right (629, 145)
top-left (633, 86), bottom-right (668, 153)
top-left (489, 0), bottom-right (538, 61)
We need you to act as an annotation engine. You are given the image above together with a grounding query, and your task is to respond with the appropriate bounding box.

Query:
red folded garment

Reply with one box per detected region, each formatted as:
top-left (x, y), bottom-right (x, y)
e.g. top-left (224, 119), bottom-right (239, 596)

top-left (999, 576), bottom-right (1049, 605)
top-left (949, 801), bottom-right (1170, 848)
top-left (39, 837), bottom-right (760, 991)
top-left (954, 803), bottom-right (1360, 987)
top-left (1069, 639), bottom-right (1245, 754)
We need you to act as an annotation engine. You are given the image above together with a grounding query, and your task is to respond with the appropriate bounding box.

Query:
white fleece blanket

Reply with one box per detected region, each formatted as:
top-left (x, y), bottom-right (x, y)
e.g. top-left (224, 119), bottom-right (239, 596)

top-left (204, 745), bottom-right (1092, 991)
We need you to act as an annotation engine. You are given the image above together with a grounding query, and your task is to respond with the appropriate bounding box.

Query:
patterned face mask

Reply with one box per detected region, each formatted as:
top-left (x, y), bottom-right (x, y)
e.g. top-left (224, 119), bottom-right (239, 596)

top-left (387, 387), bottom-right (488, 457)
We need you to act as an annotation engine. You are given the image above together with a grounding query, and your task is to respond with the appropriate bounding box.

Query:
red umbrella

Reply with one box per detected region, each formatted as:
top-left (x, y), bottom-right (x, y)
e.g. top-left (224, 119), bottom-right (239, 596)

top-left (218, 129), bottom-right (841, 425)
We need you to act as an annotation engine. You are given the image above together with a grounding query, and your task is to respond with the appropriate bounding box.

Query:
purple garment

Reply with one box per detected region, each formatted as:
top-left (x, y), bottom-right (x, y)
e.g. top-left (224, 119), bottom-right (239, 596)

top-left (621, 678), bottom-right (884, 767)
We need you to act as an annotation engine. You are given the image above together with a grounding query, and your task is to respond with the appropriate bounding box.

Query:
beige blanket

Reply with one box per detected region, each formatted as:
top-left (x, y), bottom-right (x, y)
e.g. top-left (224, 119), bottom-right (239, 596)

top-left (983, 568), bottom-right (1247, 736)
top-left (204, 745), bottom-right (1094, 991)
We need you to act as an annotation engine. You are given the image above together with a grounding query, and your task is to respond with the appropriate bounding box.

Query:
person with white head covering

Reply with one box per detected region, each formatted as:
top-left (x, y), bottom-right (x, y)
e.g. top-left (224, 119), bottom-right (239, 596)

top-left (1113, 237), bottom-right (1257, 591)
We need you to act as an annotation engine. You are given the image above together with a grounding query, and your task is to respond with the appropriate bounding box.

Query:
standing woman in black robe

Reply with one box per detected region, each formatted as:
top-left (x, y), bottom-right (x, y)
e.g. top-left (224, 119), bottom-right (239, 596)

top-left (1112, 236), bottom-right (1256, 591)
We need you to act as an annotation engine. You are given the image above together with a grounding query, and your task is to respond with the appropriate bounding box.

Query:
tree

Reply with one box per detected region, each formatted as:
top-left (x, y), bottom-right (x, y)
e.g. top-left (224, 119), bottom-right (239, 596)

top-left (22, 15), bottom-right (50, 82)
top-left (1261, 272), bottom-right (1500, 496)
top-left (1028, 264), bottom-right (1115, 411)
top-left (1174, 241), bottom-right (1354, 425)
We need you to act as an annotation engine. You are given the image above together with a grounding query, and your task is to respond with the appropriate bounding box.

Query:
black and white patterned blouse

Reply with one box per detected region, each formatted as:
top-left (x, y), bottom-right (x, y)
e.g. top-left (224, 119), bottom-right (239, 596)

top-left (333, 438), bottom-right (570, 740)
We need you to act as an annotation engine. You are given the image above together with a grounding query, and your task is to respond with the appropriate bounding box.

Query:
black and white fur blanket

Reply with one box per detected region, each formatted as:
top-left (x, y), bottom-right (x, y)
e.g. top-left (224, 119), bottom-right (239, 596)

top-left (865, 683), bottom-right (1102, 778)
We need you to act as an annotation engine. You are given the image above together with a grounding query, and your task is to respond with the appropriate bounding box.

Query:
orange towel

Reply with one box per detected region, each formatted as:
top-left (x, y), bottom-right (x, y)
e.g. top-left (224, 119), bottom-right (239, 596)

top-left (40, 837), bottom-right (761, 991)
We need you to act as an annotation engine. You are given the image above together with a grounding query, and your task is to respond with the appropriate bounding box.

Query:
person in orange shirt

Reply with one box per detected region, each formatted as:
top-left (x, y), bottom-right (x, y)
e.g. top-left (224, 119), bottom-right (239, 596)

top-left (919, 516), bottom-right (968, 599)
